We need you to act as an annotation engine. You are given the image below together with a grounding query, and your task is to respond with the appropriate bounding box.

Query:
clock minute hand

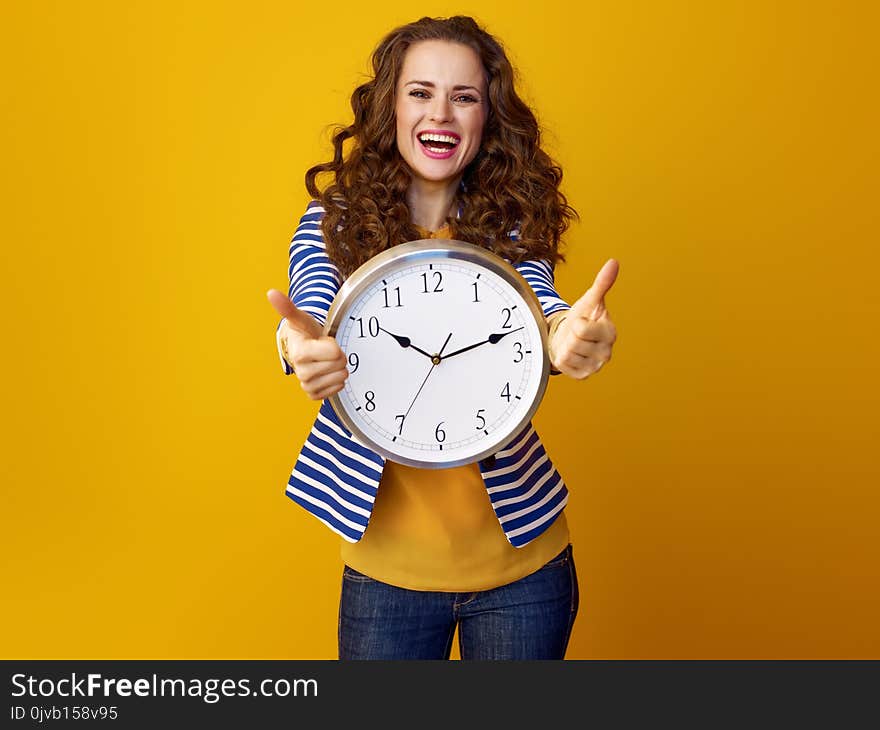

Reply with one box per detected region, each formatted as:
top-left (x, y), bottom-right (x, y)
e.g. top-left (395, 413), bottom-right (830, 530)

top-left (377, 326), bottom-right (434, 360)
top-left (441, 326), bottom-right (525, 361)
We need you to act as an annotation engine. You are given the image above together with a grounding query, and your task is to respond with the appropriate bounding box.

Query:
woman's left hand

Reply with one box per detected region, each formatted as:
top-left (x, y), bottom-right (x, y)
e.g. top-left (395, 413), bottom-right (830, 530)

top-left (549, 259), bottom-right (619, 380)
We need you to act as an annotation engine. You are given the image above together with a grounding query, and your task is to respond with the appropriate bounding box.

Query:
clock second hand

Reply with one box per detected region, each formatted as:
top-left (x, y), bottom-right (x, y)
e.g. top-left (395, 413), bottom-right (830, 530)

top-left (401, 332), bottom-right (453, 423)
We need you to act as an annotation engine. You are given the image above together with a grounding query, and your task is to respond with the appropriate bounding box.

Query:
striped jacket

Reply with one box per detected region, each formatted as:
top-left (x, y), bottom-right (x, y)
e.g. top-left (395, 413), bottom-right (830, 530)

top-left (277, 202), bottom-right (572, 548)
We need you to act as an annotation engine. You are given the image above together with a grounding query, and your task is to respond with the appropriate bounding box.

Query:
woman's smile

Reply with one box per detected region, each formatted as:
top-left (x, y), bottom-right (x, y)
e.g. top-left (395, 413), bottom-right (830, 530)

top-left (417, 129), bottom-right (462, 158)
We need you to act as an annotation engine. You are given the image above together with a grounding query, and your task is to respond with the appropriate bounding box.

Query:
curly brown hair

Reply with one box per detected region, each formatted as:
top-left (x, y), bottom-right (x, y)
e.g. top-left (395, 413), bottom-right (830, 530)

top-left (305, 15), bottom-right (577, 278)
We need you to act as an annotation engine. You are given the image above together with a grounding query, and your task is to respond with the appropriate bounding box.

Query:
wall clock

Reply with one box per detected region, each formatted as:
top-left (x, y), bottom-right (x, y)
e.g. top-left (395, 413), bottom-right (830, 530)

top-left (325, 239), bottom-right (550, 468)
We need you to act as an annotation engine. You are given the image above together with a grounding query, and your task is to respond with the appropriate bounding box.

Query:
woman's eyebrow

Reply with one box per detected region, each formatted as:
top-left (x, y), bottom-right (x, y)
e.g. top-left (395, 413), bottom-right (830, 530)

top-left (404, 80), bottom-right (482, 93)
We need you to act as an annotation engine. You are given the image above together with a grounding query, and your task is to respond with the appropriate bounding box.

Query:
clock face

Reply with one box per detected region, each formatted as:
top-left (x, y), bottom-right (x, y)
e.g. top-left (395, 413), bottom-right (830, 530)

top-left (326, 240), bottom-right (549, 468)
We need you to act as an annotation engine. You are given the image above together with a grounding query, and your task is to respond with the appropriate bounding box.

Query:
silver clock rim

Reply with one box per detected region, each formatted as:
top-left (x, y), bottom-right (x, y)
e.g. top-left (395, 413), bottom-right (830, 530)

top-left (324, 238), bottom-right (551, 469)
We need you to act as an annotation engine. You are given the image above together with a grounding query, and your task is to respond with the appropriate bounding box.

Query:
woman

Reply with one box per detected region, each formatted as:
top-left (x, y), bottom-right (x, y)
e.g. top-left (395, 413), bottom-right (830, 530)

top-left (267, 15), bottom-right (618, 660)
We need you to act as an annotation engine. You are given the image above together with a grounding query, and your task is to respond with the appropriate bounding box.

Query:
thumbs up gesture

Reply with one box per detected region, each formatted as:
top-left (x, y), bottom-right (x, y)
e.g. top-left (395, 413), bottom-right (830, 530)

top-left (267, 289), bottom-right (349, 400)
top-left (549, 259), bottom-right (619, 380)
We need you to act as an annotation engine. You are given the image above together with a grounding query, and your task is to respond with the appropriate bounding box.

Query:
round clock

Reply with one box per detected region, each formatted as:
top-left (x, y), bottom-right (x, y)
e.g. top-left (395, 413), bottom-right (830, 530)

top-left (324, 239), bottom-right (551, 469)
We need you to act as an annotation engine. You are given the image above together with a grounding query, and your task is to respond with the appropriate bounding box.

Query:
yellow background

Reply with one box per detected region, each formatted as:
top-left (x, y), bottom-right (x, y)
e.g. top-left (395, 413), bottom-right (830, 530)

top-left (2, 1), bottom-right (877, 659)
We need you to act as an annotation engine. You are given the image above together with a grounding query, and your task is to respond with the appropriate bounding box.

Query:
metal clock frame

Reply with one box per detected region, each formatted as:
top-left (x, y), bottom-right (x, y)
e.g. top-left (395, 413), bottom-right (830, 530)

top-left (324, 238), bottom-right (551, 469)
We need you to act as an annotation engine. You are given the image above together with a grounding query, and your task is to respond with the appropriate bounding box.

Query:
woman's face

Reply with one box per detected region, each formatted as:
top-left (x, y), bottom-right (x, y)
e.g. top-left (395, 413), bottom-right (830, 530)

top-left (395, 40), bottom-right (488, 189)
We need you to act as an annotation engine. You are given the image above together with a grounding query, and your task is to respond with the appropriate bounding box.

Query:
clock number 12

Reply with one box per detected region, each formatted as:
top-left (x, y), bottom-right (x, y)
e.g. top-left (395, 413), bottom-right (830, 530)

top-left (421, 271), bottom-right (443, 293)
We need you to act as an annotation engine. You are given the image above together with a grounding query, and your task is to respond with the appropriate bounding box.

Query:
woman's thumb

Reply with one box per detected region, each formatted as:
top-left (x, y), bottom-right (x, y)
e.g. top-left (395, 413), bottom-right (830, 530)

top-left (266, 289), bottom-right (321, 339)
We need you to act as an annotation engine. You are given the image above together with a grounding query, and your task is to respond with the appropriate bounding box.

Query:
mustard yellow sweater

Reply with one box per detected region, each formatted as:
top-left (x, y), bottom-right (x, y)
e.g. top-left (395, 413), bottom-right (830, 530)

top-left (339, 224), bottom-right (569, 591)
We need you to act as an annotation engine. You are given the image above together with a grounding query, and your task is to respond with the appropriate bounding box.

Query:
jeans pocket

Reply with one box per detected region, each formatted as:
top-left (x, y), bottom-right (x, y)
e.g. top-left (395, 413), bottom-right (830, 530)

top-left (567, 549), bottom-right (580, 617)
top-left (342, 565), bottom-right (375, 583)
top-left (541, 544), bottom-right (572, 570)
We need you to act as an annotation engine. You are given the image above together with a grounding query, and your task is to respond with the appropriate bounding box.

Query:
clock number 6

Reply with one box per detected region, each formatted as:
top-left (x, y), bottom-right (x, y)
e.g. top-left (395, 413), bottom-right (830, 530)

top-left (434, 422), bottom-right (446, 443)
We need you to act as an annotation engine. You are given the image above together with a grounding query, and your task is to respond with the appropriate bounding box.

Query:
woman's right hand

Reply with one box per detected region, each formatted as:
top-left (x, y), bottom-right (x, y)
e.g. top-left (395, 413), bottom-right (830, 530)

top-left (267, 289), bottom-right (349, 400)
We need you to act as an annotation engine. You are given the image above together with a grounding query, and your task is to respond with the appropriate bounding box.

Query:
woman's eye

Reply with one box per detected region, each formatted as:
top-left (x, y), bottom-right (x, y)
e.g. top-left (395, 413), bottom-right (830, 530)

top-left (454, 95), bottom-right (478, 103)
top-left (409, 89), bottom-right (429, 99)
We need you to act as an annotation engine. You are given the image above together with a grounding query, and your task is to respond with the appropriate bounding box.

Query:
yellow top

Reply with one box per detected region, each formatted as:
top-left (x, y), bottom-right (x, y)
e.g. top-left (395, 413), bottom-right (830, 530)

top-left (339, 223), bottom-right (570, 591)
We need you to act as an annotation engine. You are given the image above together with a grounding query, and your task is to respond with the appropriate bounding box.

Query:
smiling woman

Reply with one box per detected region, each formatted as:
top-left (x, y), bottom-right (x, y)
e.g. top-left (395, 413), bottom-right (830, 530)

top-left (301, 15), bottom-right (581, 279)
top-left (394, 40), bottom-right (488, 212)
top-left (266, 15), bottom-right (619, 660)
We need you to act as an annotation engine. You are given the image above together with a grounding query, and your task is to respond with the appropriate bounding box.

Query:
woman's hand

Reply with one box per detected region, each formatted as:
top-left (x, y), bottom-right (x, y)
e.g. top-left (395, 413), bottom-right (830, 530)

top-left (548, 259), bottom-right (619, 380)
top-left (267, 289), bottom-right (349, 400)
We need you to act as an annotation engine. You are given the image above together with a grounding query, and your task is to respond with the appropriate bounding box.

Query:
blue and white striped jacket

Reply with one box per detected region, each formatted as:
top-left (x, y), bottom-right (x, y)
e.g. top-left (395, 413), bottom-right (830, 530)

top-left (277, 202), bottom-right (572, 548)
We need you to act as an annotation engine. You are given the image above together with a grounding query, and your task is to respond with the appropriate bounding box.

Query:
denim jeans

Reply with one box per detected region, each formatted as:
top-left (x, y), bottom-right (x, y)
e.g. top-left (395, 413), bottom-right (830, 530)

top-left (338, 544), bottom-right (579, 660)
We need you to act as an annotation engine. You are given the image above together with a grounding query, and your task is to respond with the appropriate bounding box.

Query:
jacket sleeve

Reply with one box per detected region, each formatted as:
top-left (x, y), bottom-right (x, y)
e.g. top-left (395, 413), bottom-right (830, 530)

top-left (513, 259), bottom-right (571, 319)
top-left (276, 202), bottom-right (343, 374)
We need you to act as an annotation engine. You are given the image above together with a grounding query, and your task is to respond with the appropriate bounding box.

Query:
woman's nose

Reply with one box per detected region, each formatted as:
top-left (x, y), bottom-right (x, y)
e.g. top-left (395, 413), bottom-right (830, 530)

top-left (428, 97), bottom-right (453, 123)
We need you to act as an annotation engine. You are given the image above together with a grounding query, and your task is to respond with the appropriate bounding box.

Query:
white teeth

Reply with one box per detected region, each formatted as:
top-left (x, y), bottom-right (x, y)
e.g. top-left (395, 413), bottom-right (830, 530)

top-left (418, 133), bottom-right (459, 145)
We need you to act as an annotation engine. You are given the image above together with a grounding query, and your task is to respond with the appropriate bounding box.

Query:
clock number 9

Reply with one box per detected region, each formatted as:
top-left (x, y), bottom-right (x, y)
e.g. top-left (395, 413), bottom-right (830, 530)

top-left (348, 353), bottom-right (359, 373)
top-left (356, 317), bottom-right (379, 338)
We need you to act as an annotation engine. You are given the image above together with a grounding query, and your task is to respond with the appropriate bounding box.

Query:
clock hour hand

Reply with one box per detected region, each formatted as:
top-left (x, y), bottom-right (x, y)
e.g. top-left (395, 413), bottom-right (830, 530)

top-left (377, 326), bottom-right (434, 360)
top-left (441, 326), bottom-right (524, 361)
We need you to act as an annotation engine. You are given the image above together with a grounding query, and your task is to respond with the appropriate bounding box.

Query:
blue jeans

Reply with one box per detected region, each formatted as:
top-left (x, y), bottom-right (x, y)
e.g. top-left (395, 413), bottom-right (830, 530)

top-left (338, 544), bottom-right (579, 660)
